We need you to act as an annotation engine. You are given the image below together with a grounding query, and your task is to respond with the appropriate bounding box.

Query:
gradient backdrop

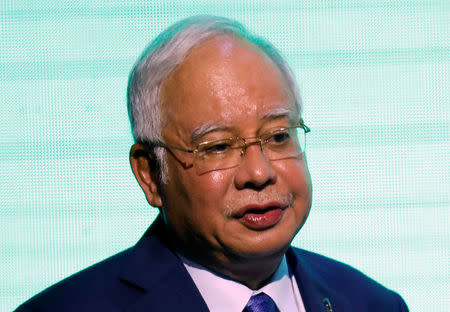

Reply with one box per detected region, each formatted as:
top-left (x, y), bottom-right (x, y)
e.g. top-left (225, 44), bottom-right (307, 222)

top-left (1, 1), bottom-right (449, 311)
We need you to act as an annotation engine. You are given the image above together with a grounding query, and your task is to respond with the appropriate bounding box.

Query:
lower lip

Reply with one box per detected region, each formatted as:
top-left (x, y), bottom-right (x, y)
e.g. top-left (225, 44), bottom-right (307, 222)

top-left (239, 208), bottom-right (284, 230)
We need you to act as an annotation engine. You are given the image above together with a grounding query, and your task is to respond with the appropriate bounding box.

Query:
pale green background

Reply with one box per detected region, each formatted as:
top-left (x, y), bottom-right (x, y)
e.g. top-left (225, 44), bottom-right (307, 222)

top-left (1, 1), bottom-right (449, 311)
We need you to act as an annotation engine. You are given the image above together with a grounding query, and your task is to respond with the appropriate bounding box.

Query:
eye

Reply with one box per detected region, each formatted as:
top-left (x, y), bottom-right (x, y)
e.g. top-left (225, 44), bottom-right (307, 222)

top-left (200, 140), bottom-right (234, 154)
top-left (267, 130), bottom-right (291, 144)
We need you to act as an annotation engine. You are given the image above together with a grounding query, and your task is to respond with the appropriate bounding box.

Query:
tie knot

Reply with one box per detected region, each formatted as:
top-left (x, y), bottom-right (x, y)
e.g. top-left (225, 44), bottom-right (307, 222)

top-left (243, 292), bottom-right (279, 312)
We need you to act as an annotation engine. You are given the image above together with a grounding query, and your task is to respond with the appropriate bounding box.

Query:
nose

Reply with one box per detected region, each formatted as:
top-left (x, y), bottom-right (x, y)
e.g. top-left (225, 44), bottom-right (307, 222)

top-left (233, 140), bottom-right (277, 190)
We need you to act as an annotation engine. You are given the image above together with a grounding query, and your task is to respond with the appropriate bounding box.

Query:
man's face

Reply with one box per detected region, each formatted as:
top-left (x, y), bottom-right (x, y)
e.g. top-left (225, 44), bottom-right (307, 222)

top-left (158, 36), bottom-right (311, 267)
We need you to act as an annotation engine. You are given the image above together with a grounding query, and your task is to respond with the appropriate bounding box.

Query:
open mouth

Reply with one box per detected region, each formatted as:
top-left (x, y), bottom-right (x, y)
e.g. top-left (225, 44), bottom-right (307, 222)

top-left (237, 205), bottom-right (285, 230)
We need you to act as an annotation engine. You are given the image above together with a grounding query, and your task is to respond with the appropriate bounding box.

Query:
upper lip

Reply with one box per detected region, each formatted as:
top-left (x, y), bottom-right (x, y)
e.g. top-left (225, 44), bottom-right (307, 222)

top-left (234, 201), bottom-right (287, 218)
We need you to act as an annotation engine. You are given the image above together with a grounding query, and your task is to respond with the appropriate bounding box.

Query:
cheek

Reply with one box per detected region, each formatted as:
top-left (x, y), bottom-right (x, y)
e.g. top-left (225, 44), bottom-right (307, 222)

top-left (181, 170), bottom-right (232, 206)
top-left (209, 170), bottom-right (230, 185)
top-left (279, 161), bottom-right (312, 231)
top-left (277, 159), bottom-right (311, 196)
top-left (179, 171), bottom-right (233, 234)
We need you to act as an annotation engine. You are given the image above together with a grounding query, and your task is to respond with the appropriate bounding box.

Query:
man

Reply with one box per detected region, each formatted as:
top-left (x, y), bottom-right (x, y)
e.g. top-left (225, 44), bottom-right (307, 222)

top-left (16, 15), bottom-right (408, 311)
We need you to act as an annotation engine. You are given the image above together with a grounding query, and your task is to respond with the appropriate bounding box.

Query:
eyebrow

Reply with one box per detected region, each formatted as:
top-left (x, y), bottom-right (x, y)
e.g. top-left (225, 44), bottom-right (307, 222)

top-left (190, 122), bottom-right (231, 143)
top-left (260, 107), bottom-right (295, 122)
top-left (190, 107), bottom-right (297, 143)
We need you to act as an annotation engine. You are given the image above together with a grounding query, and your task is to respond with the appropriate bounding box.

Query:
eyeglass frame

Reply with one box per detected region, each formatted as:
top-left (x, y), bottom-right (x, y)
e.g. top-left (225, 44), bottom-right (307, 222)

top-left (140, 118), bottom-right (310, 161)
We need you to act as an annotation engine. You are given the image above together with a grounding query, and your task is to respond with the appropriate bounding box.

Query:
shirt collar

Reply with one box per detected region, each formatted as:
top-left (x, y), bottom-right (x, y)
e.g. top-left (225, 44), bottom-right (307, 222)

top-left (182, 255), bottom-right (297, 312)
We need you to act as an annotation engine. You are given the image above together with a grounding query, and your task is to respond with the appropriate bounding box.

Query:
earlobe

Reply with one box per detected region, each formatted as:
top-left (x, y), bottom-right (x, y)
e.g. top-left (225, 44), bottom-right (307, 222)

top-left (130, 144), bottom-right (163, 208)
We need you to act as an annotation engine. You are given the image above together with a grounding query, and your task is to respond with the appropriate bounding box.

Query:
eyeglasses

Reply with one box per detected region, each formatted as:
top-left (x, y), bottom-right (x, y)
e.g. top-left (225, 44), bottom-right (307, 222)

top-left (144, 119), bottom-right (310, 174)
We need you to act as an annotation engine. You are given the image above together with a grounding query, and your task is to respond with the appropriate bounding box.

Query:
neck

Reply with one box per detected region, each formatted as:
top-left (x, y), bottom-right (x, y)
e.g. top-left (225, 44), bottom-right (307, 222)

top-left (212, 254), bottom-right (284, 290)
top-left (162, 215), bottom-right (288, 290)
top-left (177, 241), bottom-right (287, 290)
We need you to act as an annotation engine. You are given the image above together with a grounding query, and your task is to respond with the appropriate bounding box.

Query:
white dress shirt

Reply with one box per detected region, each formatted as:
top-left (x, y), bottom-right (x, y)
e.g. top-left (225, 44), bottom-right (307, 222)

top-left (182, 255), bottom-right (306, 312)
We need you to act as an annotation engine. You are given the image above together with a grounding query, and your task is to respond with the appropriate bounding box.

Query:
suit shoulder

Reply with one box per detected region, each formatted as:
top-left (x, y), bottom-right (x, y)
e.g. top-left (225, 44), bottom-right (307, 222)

top-left (15, 247), bottom-right (135, 312)
top-left (288, 247), bottom-right (409, 311)
top-left (291, 247), bottom-right (385, 286)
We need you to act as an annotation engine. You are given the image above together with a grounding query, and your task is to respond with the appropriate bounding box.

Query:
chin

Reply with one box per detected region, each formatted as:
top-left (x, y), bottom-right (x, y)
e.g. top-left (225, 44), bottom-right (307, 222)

top-left (233, 229), bottom-right (295, 259)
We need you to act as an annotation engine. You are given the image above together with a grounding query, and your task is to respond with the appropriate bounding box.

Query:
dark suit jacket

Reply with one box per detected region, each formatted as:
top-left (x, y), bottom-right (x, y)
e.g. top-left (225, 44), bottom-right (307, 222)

top-left (16, 216), bottom-right (408, 311)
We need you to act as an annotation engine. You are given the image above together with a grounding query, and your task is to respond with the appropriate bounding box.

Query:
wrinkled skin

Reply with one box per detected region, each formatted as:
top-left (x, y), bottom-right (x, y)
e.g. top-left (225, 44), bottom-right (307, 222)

top-left (131, 35), bottom-right (312, 289)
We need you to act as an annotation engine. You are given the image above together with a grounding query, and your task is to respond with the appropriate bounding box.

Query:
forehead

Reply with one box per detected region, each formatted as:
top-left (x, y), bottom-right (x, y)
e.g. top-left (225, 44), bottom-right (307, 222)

top-left (160, 35), bottom-right (296, 138)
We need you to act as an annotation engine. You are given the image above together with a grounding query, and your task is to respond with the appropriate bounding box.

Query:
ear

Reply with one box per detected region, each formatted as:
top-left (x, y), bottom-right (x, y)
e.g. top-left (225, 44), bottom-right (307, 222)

top-left (130, 143), bottom-right (163, 208)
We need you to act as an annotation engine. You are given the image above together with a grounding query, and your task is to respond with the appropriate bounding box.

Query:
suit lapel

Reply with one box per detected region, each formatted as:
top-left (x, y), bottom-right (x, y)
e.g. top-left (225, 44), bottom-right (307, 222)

top-left (286, 248), bottom-right (351, 312)
top-left (118, 218), bottom-right (353, 312)
top-left (119, 216), bottom-right (209, 312)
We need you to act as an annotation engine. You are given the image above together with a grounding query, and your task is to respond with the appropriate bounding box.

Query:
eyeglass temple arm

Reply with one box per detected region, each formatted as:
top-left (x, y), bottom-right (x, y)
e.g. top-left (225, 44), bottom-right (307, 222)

top-left (145, 141), bottom-right (196, 154)
top-left (299, 119), bottom-right (311, 133)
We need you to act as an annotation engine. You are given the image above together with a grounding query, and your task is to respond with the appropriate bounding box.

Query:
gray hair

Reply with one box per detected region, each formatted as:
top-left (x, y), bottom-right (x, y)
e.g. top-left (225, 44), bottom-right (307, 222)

top-left (127, 15), bottom-right (302, 183)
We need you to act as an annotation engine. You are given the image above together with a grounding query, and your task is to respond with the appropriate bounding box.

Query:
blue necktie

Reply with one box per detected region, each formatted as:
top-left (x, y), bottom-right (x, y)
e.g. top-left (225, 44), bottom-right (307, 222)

top-left (243, 292), bottom-right (279, 312)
